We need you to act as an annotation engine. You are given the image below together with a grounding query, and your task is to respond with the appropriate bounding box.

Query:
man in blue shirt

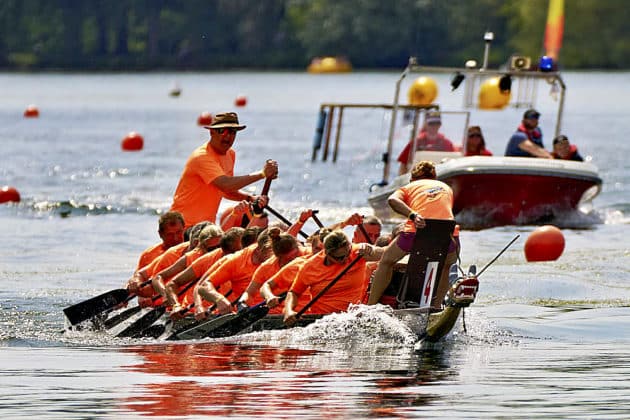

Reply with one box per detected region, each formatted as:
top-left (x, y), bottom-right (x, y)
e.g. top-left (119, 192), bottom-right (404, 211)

top-left (505, 109), bottom-right (553, 158)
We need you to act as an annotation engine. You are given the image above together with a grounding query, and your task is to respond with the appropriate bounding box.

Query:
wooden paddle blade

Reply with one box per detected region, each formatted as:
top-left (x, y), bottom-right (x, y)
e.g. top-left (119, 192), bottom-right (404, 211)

top-left (168, 313), bottom-right (237, 341)
top-left (102, 305), bottom-right (142, 329)
top-left (115, 306), bottom-right (167, 338)
top-left (63, 288), bottom-right (130, 326)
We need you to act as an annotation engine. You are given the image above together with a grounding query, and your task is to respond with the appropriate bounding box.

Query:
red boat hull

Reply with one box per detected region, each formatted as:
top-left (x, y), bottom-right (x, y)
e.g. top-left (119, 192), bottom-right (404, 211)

top-left (444, 172), bottom-right (600, 227)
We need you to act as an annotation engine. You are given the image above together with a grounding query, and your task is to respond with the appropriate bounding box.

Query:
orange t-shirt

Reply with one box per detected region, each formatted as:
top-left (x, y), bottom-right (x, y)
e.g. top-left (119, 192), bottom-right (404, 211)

top-left (398, 179), bottom-right (454, 233)
top-left (170, 142), bottom-right (236, 227)
top-left (177, 248), bottom-right (226, 307)
top-left (265, 256), bottom-right (312, 314)
top-left (289, 244), bottom-right (366, 314)
top-left (144, 242), bottom-right (189, 278)
top-left (206, 245), bottom-right (260, 300)
top-left (137, 242), bottom-right (166, 270)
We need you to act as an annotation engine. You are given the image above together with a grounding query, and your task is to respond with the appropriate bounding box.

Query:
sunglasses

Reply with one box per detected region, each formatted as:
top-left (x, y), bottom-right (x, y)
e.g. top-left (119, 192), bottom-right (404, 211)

top-left (468, 133), bottom-right (482, 138)
top-left (216, 128), bottom-right (237, 134)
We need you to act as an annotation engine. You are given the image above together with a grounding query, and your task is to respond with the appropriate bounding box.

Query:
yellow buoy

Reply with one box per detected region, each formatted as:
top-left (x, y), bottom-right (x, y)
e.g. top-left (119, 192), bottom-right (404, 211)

top-left (307, 56), bottom-right (352, 73)
top-left (407, 77), bottom-right (438, 105)
top-left (478, 77), bottom-right (511, 109)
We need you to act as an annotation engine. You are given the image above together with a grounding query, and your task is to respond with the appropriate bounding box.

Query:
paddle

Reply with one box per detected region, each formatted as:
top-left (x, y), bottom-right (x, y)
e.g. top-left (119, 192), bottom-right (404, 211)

top-left (294, 254), bottom-right (363, 320)
top-left (197, 292), bottom-right (289, 339)
top-left (111, 277), bottom-right (198, 338)
top-left (63, 279), bottom-right (151, 326)
top-left (252, 175), bottom-right (272, 215)
top-left (311, 211), bottom-right (324, 228)
top-left (265, 204), bottom-right (309, 239)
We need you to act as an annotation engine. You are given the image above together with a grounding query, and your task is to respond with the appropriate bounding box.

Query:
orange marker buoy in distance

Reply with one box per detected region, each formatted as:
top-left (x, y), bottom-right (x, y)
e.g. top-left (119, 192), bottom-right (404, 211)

top-left (234, 95), bottom-right (247, 107)
top-left (24, 105), bottom-right (39, 118)
top-left (0, 186), bottom-right (21, 204)
top-left (121, 132), bottom-right (144, 151)
top-left (524, 225), bottom-right (565, 262)
top-left (197, 112), bottom-right (213, 126)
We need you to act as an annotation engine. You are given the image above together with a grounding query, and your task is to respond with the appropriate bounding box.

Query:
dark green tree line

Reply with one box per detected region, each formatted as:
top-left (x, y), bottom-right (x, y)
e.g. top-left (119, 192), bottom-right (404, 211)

top-left (0, 0), bottom-right (628, 70)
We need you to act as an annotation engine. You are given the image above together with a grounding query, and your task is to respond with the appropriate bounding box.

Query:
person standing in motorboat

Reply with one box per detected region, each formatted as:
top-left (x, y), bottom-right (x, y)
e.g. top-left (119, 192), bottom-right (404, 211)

top-left (464, 126), bottom-right (493, 156)
top-left (505, 109), bottom-right (553, 158)
top-left (367, 160), bottom-right (458, 310)
top-left (170, 112), bottom-right (279, 228)
top-left (397, 111), bottom-right (457, 175)
top-left (551, 135), bottom-right (584, 161)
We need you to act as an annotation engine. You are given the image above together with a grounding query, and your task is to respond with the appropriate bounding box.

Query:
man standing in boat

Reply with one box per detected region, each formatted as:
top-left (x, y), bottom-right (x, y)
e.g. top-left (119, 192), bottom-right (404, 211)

top-left (368, 160), bottom-right (458, 310)
top-left (170, 112), bottom-right (279, 228)
top-left (505, 109), bottom-right (553, 158)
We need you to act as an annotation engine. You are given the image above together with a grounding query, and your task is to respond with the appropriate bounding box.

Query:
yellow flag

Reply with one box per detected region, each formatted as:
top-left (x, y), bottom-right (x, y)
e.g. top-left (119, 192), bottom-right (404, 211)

top-left (544, 0), bottom-right (564, 61)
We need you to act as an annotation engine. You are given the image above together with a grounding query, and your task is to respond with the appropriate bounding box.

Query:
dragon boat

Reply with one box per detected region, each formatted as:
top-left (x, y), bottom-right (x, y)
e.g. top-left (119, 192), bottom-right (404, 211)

top-left (75, 219), bottom-right (480, 344)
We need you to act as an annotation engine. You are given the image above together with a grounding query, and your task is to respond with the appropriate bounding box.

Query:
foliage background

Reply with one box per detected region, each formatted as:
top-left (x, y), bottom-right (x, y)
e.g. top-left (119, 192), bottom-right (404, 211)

top-left (0, 0), bottom-right (628, 71)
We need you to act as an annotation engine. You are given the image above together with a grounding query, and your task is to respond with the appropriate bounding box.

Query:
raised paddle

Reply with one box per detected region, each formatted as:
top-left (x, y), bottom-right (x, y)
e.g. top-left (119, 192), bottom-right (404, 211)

top-left (265, 204), bottom-right (309, 239)
top-left (311, 210), bottom-right (324, 228)
top-left (294, 254), bottom-right (363, 320)
top-left (63, 279), bottom-right (151, 326)
top-left (252, 175), bottom-right (272, 215)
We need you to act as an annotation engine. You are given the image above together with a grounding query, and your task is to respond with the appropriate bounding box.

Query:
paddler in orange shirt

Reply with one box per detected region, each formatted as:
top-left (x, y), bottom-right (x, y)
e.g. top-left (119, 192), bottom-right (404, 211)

top-left (368, 160), bottom-right (459, 310)
top-left (162, 227), bottom-right (245, 319)
top-left (136, 211), bottom-right (186, 270)
top-left (194, 229), bottom-right (274, 316)
top-left (283, 230), bottom-right (383, 326)
top-left (236, 227), bottom-right (311, 310)
top-left (169, 112), bottom-right (279, 228)
top-left (150, 224), bottom-right (224, 304)
top-left (126, 221), bottom-right (210, 298)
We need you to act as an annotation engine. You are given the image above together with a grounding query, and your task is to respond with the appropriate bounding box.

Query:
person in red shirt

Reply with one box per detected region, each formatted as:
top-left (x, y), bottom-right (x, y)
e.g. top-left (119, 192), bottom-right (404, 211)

top-left (170, 112), bottom-right (278, 228)
top-left (136, 211), bottom-right (185, 270)
top-left (464, 126), bottom-right (493, 156)
top-left (368, 160), bottom-right (457, 310)
top-left (397, 111), bottom-right (456, 174)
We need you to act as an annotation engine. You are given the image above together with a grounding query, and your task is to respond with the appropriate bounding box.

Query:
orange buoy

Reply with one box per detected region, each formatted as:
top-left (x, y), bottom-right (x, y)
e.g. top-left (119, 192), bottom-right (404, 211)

top-left (24, 105), bottom-right (39, 118)
top-left (234, 95), bottom-right (247, 107)
top-left (524, 225), bottom-right (565, 262)
top-left (197, 112), bottom-right (213, 126)
top-left (0, 186), bottom-right (21, 204)
top-left (121, 132), bottom-right (144, 151)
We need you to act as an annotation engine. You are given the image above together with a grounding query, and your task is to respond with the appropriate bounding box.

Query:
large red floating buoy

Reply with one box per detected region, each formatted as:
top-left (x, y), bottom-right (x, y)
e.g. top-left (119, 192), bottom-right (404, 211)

top-left (24, 105), bottom-right (39, 118)
top-left (524, 225), bottom-right (565, 262)
top-left (234, 95), bottom-right (247, 107)
top-left (121, 132), bottom-right (144, 151)
top-left (0, 186), bottom-right (21, 204)
top-left (197, 112), bottom-right (213, 126)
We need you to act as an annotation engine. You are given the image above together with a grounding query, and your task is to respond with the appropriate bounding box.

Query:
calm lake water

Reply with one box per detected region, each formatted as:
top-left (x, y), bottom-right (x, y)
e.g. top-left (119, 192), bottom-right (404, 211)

top-left (1, 70), bottom-right (629, 419)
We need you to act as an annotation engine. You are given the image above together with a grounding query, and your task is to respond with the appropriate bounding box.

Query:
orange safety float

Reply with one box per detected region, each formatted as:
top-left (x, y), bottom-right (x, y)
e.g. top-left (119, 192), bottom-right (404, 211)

top-left (524, 225), bottom-right (565, 262)
top-left (0, 186), bottom-right (21, 204)
top-left (24, 105), bottom-right (39, 118)
top-left (197, 112), bottom-right (213, 126)
top-left (234, 95), bottom-right (247, 107)
top-left (121, 132), bottom-right (144, 151)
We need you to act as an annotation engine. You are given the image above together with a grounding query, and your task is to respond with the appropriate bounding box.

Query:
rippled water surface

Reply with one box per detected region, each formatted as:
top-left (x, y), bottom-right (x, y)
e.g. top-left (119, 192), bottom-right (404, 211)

top-left (1, 70), bottom-right (629, 418)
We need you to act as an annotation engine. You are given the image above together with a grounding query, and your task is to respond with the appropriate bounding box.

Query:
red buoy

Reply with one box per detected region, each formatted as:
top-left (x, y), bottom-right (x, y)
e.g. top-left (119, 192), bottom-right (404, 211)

top-left (24, 105), bottom-right (39, 118)
top-left (234, 95), bottom-right (247, 107)
top-left (524, 225), bottom-right (565, 262)
top-left (197, 112), bottom-right (213, 126)
top-left (121, 132), bottom-right (144, 151)
top-left (0, 186), bottom-right (21, 204)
